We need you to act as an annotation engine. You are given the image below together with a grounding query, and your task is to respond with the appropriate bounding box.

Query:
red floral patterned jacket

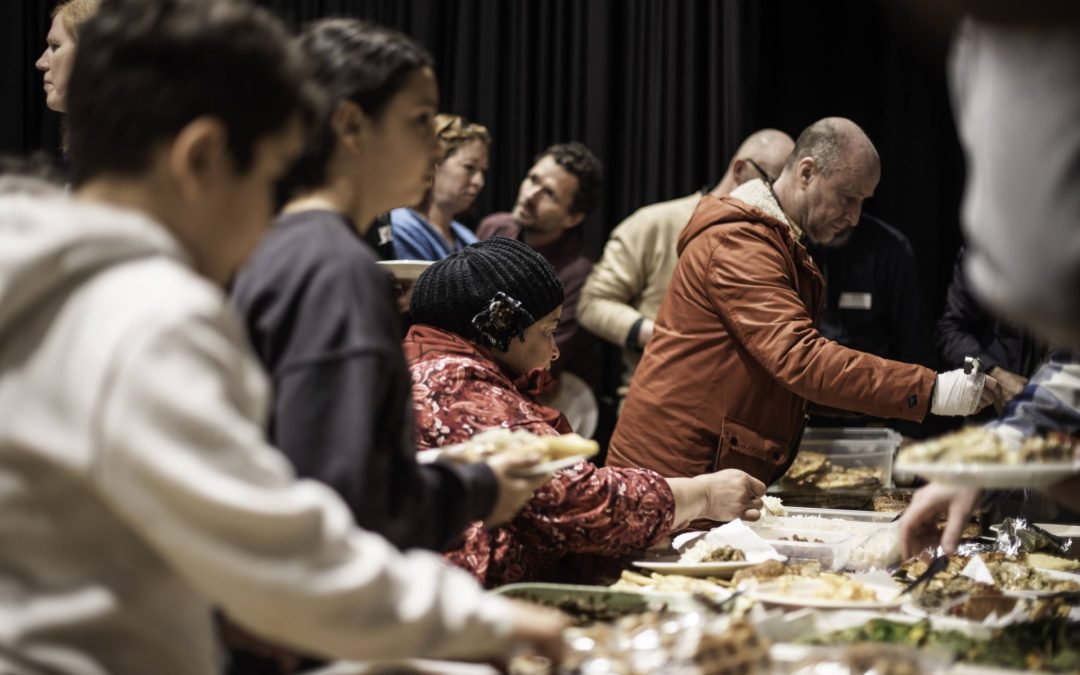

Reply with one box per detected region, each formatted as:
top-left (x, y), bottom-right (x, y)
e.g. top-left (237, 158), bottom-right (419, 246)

top-left (403, 324), bottom-right (675, 587)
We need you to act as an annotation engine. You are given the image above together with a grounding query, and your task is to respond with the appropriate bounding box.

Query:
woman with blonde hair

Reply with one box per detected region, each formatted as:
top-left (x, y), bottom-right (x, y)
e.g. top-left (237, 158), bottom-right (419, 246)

top-left (391, 113), bottom-right (490, 260)
top-left (36, 0), bottom-right (100, 113)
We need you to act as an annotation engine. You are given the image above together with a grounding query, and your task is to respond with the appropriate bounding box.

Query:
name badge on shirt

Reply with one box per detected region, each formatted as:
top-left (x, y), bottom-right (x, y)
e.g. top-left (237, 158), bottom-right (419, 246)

top-left (838, 292), bottom-right (872, 310)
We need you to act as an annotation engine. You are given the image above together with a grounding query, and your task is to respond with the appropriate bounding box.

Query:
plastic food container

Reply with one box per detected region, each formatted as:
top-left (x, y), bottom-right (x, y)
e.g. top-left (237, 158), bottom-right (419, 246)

top-left (748, 526), bottom-right (854, 571)
top-left (780, 427), bottom-right (901, 493)
top-left (755, 515), bottom-right (883, 536)
top-left (782, 506), bottom-right (898, 523)
top-left (766, 540), bottom-right (851, 572)
top-left (751, 518), bottom-right (902, 572)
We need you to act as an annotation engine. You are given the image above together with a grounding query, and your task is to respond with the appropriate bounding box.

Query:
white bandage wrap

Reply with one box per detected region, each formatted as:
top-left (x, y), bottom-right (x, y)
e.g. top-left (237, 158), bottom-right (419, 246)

top-left (931, 368), bottom-right (986, 416)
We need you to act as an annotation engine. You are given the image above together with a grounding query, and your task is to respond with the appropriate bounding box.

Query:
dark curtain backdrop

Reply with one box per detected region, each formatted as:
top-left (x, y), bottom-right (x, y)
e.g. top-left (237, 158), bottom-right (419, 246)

top-left (2, 0), bottom-right (963, 337)
top-left (249, 0), bottom-right (752, 269)
top-left (3, 1), bottom-right (63, 157)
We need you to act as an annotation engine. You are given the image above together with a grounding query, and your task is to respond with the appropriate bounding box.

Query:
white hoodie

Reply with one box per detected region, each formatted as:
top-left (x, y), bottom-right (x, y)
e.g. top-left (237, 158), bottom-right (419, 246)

top-left (0, 181), bottom-right (511, 675)
top-left (951, 18), bottom-right (1080, 348)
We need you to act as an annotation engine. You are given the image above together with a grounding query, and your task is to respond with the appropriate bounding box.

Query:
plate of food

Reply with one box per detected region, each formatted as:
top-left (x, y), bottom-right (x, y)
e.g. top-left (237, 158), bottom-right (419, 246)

top-left (895, 428), bottom-right (1080, 489)
top-left (632, 559), bottom-right (760, 579)
top-left (916, 552), bottom-right (1080, 600)
top-left (420, 429), bottom-right (599, 478)
top-left (634, 539), bottom-right (763, 578)
top-left (635, 520), bottom-right (787, 578)
top-left (899, 570), bottom-right (1024, 622)
top-left (376, 259), bottom-right (433, 281)
top-left (747, 572), bottom-right (904, 610)
top-left (781, 451), bottom-right (889, 492)
top-left (987, 562), bottom-right (1080, 599)
top-left (895, 462), bottom-right (1080, 490)
top-left (797, 615), bottom-right (1080, 674)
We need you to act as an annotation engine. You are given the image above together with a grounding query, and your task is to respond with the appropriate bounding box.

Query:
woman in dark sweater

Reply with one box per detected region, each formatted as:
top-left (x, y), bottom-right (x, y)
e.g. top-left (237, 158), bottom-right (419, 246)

top-left (231, 19), bottom-right (542, 553)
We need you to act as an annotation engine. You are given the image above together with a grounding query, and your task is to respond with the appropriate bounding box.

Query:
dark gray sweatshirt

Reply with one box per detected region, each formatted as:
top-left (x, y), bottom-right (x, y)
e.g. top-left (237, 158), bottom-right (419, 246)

top-left (231, 209), bottom-right (496, 551)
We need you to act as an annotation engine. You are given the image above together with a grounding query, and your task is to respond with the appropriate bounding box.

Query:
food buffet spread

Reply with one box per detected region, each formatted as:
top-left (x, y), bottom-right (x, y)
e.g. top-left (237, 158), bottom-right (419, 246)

top-left (493, 429), bottom-right (1080, 675)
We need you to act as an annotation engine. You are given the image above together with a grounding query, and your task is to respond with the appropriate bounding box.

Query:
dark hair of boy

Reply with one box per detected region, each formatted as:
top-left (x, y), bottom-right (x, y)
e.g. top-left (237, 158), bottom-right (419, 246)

top-left (538, 142), bottom-right (604, 215)
top-left (280, 18), bottom-right (434, 199)
top-left (65, 0), bottom-right (323, 187)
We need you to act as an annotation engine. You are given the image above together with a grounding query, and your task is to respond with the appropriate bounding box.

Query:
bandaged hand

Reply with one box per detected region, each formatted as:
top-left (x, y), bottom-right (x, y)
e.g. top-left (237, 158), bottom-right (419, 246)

top-left (931, 368), bottom-right (996, 416)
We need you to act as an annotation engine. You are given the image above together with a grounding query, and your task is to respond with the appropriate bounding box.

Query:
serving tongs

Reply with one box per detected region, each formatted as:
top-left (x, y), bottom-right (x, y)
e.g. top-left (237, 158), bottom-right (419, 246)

top-left (692, 588), bottom-right (745, 613)
top-left (898, 554), bottom-right (949, 597)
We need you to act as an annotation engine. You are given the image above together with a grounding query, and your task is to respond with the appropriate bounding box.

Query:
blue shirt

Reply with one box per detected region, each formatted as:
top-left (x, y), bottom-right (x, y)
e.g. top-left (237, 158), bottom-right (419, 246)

top-left (390, 208), bottom-right (478, 261)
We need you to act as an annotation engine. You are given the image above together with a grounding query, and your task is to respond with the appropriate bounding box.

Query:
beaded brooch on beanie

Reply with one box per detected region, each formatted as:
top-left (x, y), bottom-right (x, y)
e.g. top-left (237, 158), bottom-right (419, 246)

top-left (471, 291), bottom-right (536, 352)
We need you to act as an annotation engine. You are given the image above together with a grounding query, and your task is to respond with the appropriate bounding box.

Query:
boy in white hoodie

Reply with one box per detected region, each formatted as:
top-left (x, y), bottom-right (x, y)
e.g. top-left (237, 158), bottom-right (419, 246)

top-left (0, 0), bottom-right (562, 673)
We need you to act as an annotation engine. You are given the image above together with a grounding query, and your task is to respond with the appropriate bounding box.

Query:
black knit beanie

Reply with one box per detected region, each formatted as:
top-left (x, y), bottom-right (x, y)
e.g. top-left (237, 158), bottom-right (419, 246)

top-left (410, 236), bottom-right (564, 351)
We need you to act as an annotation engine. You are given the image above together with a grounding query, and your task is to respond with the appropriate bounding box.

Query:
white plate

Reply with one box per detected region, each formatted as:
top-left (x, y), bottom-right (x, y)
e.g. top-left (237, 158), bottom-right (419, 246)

top-left (417, 449), bottom-right (591, 477)
top-left (632, 559), bottom-right (759, 579)
top-left (1000, 568), bottom-right (1080, 598)
top-left (893, 460), bottom-right (1080, 489)
top-left (303, 660), bottom-right (498, 675)
top-left (376, 259), bottom-right (432, 281)
top-left (746, 578), bottom-right (903, 610)
top-left (538, 372), bottom-right (598, 439)
top-left (1035, 522), bottom-right (1080, 538)
top-left (507, 455), bottom-right (589, 478)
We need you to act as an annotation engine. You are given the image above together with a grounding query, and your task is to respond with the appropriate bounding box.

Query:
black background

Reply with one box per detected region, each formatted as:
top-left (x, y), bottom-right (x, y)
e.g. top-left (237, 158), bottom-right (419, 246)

top-left (2, 0), bottom-right (964, 342)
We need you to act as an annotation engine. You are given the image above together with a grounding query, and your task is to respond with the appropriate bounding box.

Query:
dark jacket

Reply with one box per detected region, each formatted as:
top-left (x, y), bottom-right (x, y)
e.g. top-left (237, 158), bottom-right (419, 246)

top-left (807, 214), bottom-right (934, 367)
top-left (936, 250), bottom-right (1047, 377)
top-left (607, 181), bottom-right (936, 484)
top-left (230, 209), bottom-right (496, 552)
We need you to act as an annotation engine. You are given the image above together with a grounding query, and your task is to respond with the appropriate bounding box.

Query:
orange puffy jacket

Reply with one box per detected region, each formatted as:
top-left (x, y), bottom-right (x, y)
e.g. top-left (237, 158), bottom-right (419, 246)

top-left (607, 189), bottom-right (935, 484)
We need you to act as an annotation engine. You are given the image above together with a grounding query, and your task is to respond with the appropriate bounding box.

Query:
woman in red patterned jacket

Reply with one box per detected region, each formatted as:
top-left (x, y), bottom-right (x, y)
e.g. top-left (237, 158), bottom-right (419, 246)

top-left (403, 236), bottom-right (768, 587)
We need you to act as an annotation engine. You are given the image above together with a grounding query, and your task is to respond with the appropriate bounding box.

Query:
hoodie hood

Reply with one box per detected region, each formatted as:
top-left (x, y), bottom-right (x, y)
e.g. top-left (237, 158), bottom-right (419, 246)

top-left (677, 178), bottom-right (800, 256)
top-left (0, 178), bottom-right (188, 336)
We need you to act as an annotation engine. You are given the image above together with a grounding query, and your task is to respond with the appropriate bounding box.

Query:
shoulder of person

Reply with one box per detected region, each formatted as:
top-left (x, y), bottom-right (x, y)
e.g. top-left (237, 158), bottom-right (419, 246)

top-left (476, 212), bottom-right (517, 239)
top-left (626, 192), bottom-right (701, 224)
top-left (389, 208), bottom-right (428, 233)
top-left (252, 214), bottom-right (385, 290)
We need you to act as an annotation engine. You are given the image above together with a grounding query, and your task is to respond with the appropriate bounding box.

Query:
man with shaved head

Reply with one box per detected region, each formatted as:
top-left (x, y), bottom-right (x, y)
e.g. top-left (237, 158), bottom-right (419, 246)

top-left (608, 118), bottom-right (998, 486)
top-left (579, 129), bottom-right (793, 403)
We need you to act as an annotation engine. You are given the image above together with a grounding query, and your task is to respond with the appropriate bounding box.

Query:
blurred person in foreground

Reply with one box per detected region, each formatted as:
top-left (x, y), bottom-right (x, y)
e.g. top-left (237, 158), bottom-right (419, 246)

top-left (608, 117), bottom-right (997, 485)
top-left (900, 8), bottom-right (1080, 556)
top-left (0, 1), bottom-right (563, 673)
top-left (405, 237), bottom-right (768, 587)
top-left (578, 129), bottom-right (793, 404)
top-left (937, 247), bottom-right (1049, 416)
